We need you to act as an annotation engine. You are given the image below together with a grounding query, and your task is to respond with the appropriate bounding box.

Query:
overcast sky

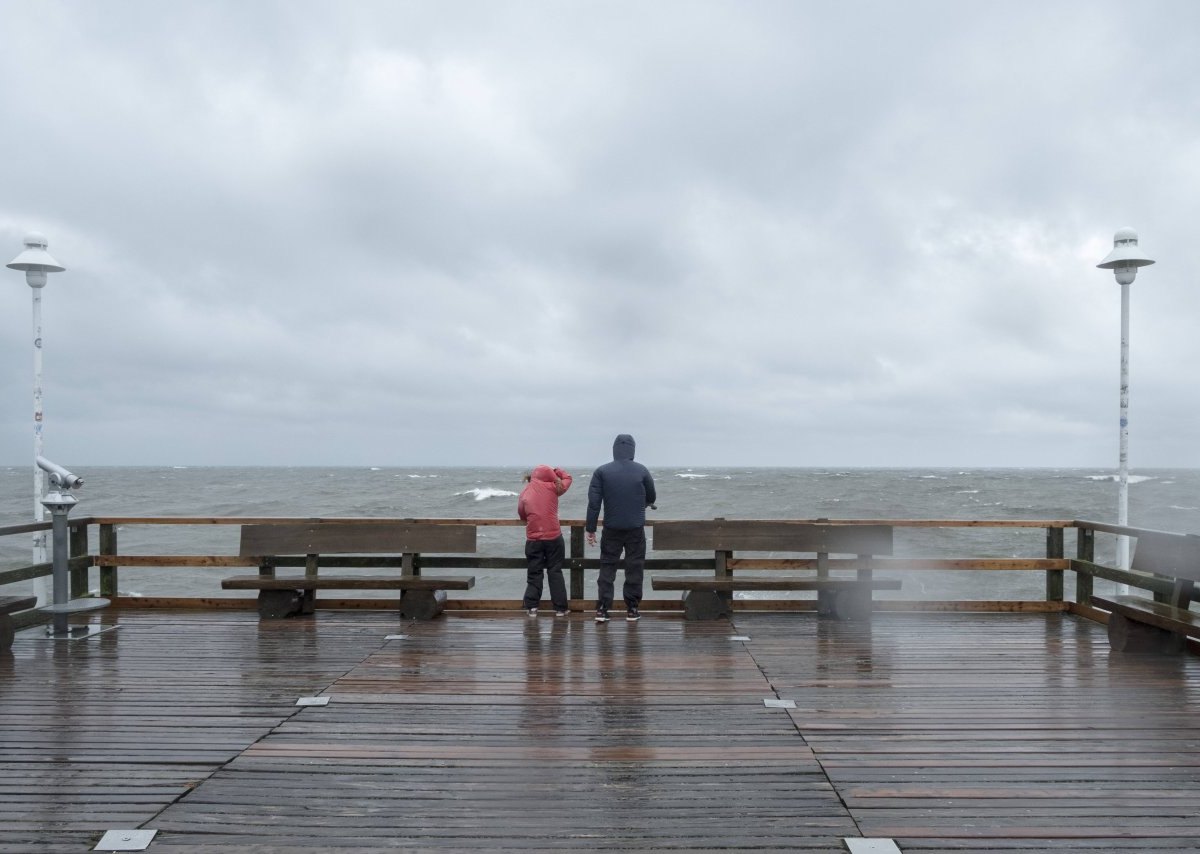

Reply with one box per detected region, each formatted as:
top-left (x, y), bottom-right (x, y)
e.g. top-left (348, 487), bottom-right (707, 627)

top-left (1, 0), bottom-right (1197, 469)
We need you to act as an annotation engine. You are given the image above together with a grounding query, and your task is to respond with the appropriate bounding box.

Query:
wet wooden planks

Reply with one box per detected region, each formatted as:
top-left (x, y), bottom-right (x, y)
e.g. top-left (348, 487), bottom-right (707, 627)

top-left (2, 609), bottom-right (1200, 851)
top-left (734, 612), bottom-right (1200, 852)
top-left (0, 612), bottom-right (395, 851)
top-left (151, 615), bottom-right (853, 850)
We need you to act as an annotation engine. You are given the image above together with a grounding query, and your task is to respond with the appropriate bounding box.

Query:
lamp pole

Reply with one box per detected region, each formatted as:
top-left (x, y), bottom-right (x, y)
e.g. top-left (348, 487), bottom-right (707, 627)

top-left (6, 233), bottom-right (66, 605)
top-left (1096, 227), bottom-right (1154, 575)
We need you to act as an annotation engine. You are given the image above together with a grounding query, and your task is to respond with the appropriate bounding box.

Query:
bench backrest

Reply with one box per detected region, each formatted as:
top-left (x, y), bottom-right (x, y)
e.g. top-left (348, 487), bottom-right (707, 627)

top-left (240, 522), bottom-right (477, 556)
top-left (652, 521), bottom-right (893, 555)
top-left (1132, 531), bottom-right (1200, 582)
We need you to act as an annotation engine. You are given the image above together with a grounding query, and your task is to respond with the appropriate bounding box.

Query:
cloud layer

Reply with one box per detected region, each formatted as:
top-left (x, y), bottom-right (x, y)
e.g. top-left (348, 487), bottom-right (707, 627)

top-left (1, 0), bottom-right (1198, 467)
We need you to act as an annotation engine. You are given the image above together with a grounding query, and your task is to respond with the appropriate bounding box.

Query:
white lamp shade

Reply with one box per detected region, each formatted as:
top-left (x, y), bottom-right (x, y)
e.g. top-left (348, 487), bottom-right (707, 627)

top-left (1097, 227), bottom-right (1154, 270)
top-left (7, 233), bottom-right (65, 273)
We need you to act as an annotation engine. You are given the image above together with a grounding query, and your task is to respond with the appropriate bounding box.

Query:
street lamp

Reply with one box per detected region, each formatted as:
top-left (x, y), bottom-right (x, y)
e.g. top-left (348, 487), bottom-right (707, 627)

top-left (1096, 227), bottom-right (1155, 574)
top-left (7, 232), bottom-right (66, 605)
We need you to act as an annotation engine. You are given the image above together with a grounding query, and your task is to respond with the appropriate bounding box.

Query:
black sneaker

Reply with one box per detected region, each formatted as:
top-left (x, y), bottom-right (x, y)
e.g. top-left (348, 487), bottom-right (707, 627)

top-left (626, 607), bottom-right (640, 622)
top-left (594, 608), bottom-right (609, 623)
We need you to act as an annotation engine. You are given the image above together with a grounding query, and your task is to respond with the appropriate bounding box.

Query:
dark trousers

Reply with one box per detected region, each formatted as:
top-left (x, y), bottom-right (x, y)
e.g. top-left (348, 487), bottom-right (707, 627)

top-left (597, 526), bottom-right (646, 611)
top-left (523, 536), bottom-right (567, 610)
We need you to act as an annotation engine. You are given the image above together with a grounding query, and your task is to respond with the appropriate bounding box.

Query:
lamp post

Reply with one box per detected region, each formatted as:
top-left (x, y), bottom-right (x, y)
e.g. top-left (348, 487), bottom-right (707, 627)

top-left (6, 233), bottom-right (66, 605)
top-left (1096, 227), bottom-right (1154, 574)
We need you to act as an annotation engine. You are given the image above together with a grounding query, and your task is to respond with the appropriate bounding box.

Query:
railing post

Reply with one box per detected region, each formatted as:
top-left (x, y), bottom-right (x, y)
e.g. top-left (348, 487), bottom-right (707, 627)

top-left (69, 521), bottom-right (89, 599)
top-left (1075, 525), bottom-right (1095, 605)
top-left (99, 523), bottom-right (118, 598)
top-left (1045, 526), bottom-right (1064, 602)
top-left (569, 525), bottom-right (584, 601)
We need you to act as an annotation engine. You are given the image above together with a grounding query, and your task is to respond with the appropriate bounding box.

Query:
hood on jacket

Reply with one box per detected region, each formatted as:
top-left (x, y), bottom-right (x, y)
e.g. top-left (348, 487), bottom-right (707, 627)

top-left (531, 464), bottom-right (557, 483)
top-left (612, 434), bottom-right (636, 461)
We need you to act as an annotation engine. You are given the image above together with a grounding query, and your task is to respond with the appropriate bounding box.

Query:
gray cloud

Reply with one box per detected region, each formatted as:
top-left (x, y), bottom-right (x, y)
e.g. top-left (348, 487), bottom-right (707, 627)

top-left (1, 0), bottom-right (1198, 469)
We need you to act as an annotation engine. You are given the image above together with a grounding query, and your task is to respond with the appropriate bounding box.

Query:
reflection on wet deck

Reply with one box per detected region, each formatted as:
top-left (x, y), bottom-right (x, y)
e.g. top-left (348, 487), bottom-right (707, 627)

top-left (1, 610), bottom-right (1199, 851)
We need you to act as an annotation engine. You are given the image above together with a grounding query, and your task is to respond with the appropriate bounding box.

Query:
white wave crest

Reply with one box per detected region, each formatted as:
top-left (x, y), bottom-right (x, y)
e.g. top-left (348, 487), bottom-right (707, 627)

top-left (676, 472), bottom-right (709, 479)
top-left (1086, 474), bottom-right (1156, 484)
top-left (456, 487), bottom-right (518, 501)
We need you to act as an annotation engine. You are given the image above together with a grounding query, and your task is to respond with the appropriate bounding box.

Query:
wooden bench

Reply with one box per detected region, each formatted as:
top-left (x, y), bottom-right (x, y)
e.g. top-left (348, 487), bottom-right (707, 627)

top-left (0, 595), bottom-right (38, 652)
top-left (223, 522), bottom-right (477, 620)
top-left (1092, 530), bottom-right (1200, 653)
top-left (650, 521), bottom-right (899, 620)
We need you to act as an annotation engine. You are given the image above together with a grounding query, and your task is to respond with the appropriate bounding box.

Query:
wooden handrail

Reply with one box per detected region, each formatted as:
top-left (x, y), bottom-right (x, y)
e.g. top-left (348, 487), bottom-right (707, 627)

top-left (3, 516), bottom-right (1193, 618)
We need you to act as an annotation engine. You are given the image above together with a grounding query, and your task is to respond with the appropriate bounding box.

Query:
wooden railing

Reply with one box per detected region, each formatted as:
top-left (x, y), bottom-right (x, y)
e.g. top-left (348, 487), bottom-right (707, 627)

top-left (0, 515), bottom-right (1194, 627)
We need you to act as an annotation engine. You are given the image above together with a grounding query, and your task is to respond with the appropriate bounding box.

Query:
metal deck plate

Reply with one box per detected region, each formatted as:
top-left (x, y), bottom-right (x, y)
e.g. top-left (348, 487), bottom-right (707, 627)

top-left (296, 696), bottom-right (330, 706)
top-left (845, 839), bottom-right (902, 854)
top-left (42, 624), bottom-right (119, 641)
top-left (763, 698), bottom-right (795, 708)
top-left (729, 635), bottom-right (751, 641)
top-left (95, 829), bottom-right (156, 850)
top-left (42, 597), bottom-right (110, 614)
top-left (384, 634), bottom-right (408, 640)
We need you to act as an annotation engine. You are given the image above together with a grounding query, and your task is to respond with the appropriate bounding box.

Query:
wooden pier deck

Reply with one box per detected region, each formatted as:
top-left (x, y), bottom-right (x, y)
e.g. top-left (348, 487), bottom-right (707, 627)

top-left (2, 609), bottom-right (1200, 853)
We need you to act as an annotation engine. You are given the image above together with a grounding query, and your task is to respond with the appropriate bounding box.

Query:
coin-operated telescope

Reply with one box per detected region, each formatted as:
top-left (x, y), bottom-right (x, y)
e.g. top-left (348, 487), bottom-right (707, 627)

top-left (36, 457), bottom-right (108, 638)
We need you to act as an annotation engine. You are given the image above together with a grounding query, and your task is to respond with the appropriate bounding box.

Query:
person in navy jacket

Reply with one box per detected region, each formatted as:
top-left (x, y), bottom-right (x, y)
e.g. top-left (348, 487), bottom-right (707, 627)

top-left (585, 434), bottom-right (657, 622)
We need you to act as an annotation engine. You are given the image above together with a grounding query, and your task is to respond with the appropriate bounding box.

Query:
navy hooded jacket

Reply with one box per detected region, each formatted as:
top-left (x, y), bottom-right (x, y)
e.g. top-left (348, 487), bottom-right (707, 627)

top-left (585, 434), bottom-right (657, 533)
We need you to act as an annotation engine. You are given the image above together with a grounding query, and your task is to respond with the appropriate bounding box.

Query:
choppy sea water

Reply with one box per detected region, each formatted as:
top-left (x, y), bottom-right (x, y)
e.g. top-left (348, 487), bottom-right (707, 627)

top-left (2, 466), bottom-right (1197, 602)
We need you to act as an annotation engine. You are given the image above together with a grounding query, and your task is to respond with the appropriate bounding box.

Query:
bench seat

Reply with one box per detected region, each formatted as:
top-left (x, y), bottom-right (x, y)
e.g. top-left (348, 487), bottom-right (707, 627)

top-left (0, 595), bottom-right (38, 651)
top-left (650, 521), bottom-right (898, 621)
top-left (1092, 594), bottom-right (1200, 653)
top-left (230, 522), bottom-right (478, 620)
top-left (651, 574), bottom-right (900, 621)
top-left (221, 575), bottom-right (475, 591)
top-left (651, 576), bottom-right (902, 592)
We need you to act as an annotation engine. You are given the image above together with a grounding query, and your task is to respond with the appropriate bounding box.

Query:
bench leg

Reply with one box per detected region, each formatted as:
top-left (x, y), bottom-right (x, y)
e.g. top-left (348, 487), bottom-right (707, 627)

top-left (682, 590), bottom-right (731, 621)
top-left (1107, 612), bottom-right (1184, 654)
top-left (299, 589), bottom-right (316, 615)
top-left (817, 590), bottom-right (837, 618)
top-left (400, 589), bottom-right (446, 620)
top-left (0, 615), bottom-right (13, 652)
top-left (258, 589), bottom-right (305, 619)
top-left (832, 588), bottom-right (873, 621)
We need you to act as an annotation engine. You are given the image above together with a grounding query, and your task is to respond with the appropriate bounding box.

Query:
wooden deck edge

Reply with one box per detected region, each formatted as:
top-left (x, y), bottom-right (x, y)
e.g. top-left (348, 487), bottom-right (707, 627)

top-left (104, 597), bottom-right (1072, 613)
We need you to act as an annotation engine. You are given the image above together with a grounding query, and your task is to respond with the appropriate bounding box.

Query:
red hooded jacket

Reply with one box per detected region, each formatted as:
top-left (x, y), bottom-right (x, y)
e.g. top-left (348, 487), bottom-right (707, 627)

top-left (518, 465), bottom-right (572, 541)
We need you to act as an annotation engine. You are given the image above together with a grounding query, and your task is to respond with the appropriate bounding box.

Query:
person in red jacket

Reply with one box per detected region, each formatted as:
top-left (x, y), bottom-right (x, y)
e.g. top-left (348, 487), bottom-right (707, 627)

top-left (518, 465), bottom-right (573, 616)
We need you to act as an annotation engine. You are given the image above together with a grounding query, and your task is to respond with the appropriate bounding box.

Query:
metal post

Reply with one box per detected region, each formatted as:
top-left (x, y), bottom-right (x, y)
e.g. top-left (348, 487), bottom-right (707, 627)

top-left (1096, 228), bottom-right (1153, 588)
top-left (1116, 281), bottom-right (1131, 577)
top-left (8, 234), bottom-right (65, 606)
top-left (32, 283), bottom-right (49, 603)
top-left (47, 498), bottom-right (72, 636)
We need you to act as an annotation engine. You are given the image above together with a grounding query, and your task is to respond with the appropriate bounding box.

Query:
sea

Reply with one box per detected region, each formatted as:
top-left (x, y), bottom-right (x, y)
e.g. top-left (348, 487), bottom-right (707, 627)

top-left (2, 466), bottom-right (1198, 603)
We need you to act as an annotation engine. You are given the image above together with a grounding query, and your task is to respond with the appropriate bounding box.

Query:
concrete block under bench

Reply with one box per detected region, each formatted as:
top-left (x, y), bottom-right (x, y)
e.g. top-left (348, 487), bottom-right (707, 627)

top-left (651, 576), bottom-right (902, 621)
top-left (222, 574), bottom-right (475, 620)
top-left (0, 595), bottom-right (38, 651)
top-left (1091, 595), bottom-right (1200, 654)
